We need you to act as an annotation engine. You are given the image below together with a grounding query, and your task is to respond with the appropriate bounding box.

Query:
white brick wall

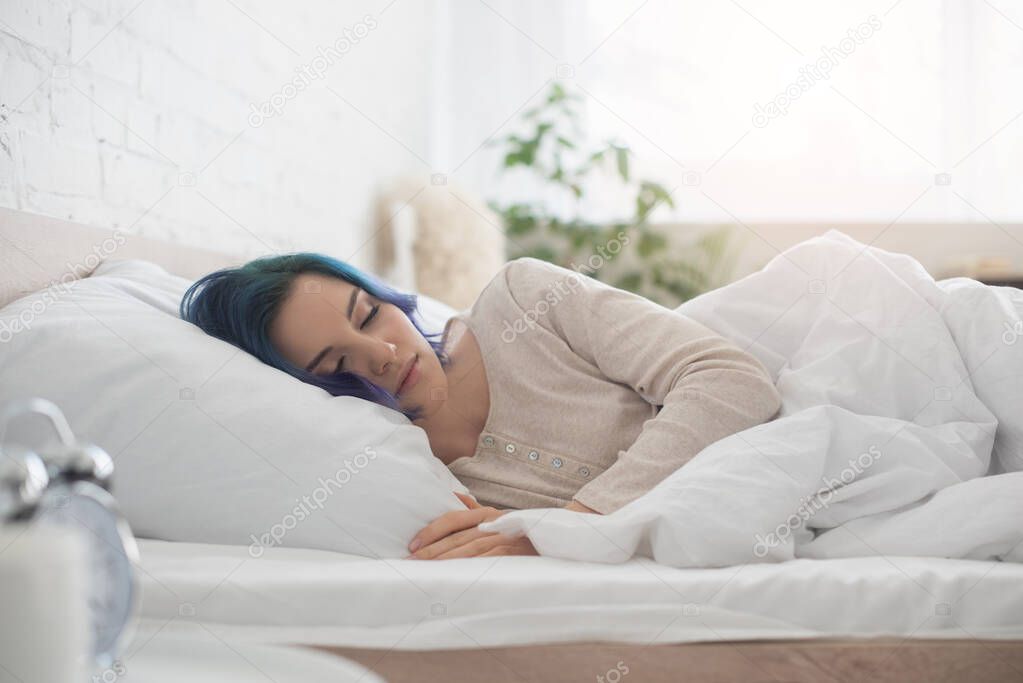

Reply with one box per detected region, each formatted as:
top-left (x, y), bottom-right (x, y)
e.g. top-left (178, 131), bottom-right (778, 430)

top-left (0, 0), bottom-right (440, 269)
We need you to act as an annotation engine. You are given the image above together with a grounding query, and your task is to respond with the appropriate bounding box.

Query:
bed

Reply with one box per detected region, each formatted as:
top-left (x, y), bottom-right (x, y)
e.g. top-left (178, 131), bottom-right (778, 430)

top-left (128, 538), bottom-right (1023, 681)
top-left (3, 206), bottom-right (1022, 682)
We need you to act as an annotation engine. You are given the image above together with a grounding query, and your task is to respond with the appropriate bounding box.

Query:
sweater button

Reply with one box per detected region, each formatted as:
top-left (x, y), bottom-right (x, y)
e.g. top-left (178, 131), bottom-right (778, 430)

top-left (551, 457), bottom-right (563, 468)
top-left (482, 436), bottom-right (494, 447)
top-left (578, 466), bottom-right (590, 477)
top-left (505, 443), bottom-right (516, 454)
top-left (527, 450), bottom-right (539, 461)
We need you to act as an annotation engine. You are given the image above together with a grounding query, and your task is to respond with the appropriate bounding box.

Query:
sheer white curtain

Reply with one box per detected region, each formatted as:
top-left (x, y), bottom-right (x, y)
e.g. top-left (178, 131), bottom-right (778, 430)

top-left (438, 0), bottom-right (1022, 224)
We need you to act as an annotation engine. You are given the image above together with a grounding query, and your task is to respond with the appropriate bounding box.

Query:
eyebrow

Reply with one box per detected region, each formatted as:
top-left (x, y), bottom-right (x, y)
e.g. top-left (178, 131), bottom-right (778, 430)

top-left (304, 287), bottom-right (360, 372)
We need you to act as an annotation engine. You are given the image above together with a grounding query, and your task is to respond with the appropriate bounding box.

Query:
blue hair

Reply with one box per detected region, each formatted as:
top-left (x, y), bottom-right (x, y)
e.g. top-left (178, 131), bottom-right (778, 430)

top-left (178, 252), bottom-right (450, 421)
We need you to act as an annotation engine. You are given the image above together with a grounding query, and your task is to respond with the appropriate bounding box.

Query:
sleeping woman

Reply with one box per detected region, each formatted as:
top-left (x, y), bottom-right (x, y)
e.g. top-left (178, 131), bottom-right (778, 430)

top-left (179, 254), bottom-right (782, 560)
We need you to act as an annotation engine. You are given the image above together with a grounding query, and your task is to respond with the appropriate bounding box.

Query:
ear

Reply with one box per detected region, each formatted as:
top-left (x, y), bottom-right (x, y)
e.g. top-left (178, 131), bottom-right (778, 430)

top-left (453, 491), bottom-right (481, 509)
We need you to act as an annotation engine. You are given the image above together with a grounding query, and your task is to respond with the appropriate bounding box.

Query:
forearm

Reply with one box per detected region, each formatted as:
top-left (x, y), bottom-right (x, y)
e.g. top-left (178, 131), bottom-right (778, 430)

top-left (573, 352), bottom-right (782, 515)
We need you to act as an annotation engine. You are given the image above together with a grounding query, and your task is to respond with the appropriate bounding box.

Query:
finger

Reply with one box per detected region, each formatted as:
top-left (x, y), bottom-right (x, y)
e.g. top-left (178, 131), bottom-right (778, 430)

top-left (433, 534), bottom-right (508, 560)
top-left (453, 491), bottom-right (480, 509)
top-left (410, 508), bottom-right (489, 551)
top-left (412, 526), bottom-right (490, 560)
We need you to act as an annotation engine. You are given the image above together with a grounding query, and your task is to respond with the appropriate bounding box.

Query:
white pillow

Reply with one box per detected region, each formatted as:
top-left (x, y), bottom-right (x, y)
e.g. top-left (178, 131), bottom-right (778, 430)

top-left (0, 258), bottom-right (470, 558)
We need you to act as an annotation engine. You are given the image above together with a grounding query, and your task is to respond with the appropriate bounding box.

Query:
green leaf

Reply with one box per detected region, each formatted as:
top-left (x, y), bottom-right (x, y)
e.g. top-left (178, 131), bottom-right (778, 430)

top-left (503, 151), bottom-right (523, 167)
top-left (634, 181), bottom-right (676, 223)
top-left (639, 181), bottom-right (675, 209)
top-left (534, 121), bottom-right (554, 142)
top-left (614, 146), bottom-right (630, 182)
top-left (635, 196), bottom-right (652, 223)
top-left (519, 140), bottom-right (539, 165)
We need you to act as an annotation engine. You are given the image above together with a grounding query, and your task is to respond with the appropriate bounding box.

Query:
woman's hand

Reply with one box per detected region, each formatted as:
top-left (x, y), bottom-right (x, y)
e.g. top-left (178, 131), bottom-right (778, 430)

top-left (407, 492), bottom-right (538, 559)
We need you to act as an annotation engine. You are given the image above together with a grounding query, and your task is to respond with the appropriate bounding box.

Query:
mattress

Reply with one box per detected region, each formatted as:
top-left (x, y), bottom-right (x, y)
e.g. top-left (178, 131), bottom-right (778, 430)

top-left (134, 539), bottom-right (1023, 650)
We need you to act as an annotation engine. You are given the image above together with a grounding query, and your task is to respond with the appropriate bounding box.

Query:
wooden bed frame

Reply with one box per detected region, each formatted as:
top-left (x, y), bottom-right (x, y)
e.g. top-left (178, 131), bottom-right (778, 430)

top-left (319, 639), bottom-right (1023, 683)
top-left (2, 206), bottom-right (1021, 682)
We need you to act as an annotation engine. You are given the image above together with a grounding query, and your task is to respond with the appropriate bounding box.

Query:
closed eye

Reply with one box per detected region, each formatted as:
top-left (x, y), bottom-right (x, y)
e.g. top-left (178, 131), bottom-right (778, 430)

top-left (361, 304), bottom-right (380, 329)
top-left (334, 304), bottom-right (380, 374)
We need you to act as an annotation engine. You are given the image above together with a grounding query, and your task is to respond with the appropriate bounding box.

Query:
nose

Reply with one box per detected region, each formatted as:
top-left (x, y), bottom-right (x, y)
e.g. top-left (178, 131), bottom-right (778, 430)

top-left (369, 340), bottom-right (398, 377)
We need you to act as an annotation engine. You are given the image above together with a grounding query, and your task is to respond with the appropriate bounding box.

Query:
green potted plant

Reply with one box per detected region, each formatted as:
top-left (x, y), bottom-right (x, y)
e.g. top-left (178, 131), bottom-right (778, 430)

top-left (488, 83), bottom-right (737, 307)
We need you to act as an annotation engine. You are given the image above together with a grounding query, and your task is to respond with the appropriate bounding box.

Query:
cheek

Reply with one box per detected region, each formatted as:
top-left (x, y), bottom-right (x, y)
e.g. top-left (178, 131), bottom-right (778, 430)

top-left (388, 310), bottom-right (423, 345)
top-left (266, 330), bottom-right (295, 365)
top-left (422, 350), bottom-right (445, 385)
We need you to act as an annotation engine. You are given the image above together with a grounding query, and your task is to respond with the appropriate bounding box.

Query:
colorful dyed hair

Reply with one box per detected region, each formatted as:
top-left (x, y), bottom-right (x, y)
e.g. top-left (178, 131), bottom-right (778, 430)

top-left (178, 252), bottom-right (450, 421)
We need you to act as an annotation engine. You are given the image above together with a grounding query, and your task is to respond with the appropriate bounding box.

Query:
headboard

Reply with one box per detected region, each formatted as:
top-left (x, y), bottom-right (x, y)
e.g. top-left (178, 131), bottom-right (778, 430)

top-left (0, 207), bottom-right (243, 309)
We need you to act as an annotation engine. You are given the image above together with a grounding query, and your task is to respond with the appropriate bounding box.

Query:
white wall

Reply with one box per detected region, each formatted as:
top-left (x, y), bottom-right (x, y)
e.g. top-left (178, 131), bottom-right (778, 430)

top-left (0, 0), bottom-right (440, 270)
top-left (3, 1), bottom-right (1022, 278)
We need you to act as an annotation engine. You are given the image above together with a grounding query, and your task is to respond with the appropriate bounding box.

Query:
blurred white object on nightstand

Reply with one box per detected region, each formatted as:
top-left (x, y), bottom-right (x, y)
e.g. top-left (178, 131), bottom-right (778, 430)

top-left (0, 524), bottom-right (90, 682)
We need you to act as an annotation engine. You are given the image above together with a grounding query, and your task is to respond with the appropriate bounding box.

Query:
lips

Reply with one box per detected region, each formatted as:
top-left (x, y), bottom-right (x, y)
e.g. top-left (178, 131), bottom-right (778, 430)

top-left (396, 355), bottom-right (417, 396)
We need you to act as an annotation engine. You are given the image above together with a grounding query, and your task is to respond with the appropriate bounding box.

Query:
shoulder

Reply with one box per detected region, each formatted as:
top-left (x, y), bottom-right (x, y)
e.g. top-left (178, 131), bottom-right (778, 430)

top-left (464, 257), bottom-right (595, 324)
top-left (502, 256), bottom-right (580, 279)
top-left (498, 257), bottom-right (591, 305)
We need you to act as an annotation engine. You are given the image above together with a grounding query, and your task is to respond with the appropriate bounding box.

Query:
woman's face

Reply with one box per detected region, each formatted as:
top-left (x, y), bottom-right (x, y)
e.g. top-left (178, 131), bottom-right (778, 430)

top-left (268, 273), bottom-right (446, 418)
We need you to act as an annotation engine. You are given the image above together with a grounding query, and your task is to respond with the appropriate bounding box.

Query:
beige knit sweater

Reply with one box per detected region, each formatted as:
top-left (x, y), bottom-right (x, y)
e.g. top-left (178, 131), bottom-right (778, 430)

top-left (441, 257), bottom-right (782, 515)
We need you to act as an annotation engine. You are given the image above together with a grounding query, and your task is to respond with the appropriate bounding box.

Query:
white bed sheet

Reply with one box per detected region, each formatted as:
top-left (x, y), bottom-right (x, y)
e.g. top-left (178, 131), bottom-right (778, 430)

top-left (135, 539), bottom-right (1023, 650)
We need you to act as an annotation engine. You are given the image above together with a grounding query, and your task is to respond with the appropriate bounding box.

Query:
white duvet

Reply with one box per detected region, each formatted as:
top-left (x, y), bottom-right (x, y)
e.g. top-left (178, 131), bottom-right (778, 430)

top-left (480, 230), bottom-right (1023, 566)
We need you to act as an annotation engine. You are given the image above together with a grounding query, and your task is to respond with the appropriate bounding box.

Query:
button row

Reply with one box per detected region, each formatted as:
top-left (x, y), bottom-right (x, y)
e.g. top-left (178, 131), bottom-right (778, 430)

top-left (480, 433), bottom-right (593, 478)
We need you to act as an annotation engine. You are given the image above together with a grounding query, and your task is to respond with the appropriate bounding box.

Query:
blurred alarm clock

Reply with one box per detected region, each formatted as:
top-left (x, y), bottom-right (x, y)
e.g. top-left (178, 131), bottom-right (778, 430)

top-left (0, 397), bottom-right (140, 671)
